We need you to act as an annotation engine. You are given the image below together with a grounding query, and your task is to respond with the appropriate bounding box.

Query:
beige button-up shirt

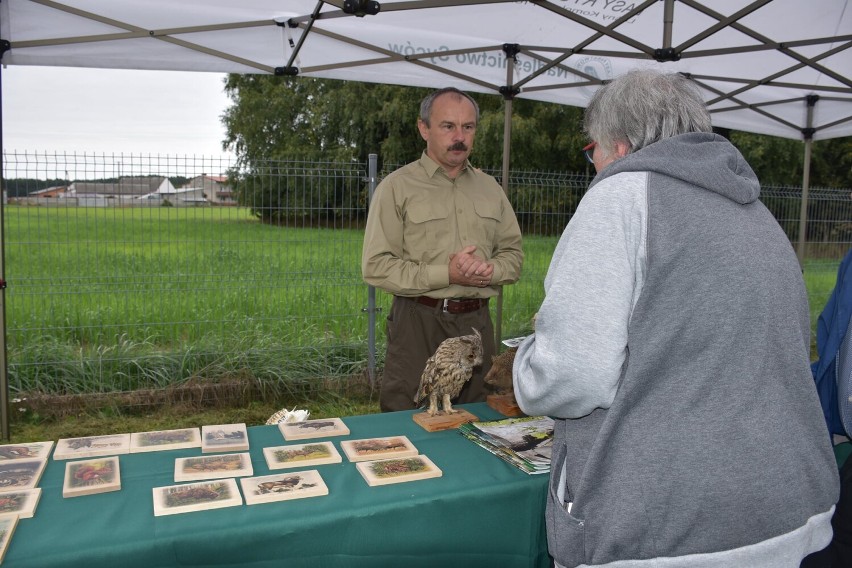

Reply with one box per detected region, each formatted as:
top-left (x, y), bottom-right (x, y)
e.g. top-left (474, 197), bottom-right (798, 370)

top-left (362, 153), bottom-right (523, 299)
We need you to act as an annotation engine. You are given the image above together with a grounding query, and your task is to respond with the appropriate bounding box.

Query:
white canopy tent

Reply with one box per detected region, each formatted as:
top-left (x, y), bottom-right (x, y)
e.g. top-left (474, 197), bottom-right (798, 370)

top-left (0, 0), bottom-right (850, 436)
top-left (2, 0), bottom-right (850, 137)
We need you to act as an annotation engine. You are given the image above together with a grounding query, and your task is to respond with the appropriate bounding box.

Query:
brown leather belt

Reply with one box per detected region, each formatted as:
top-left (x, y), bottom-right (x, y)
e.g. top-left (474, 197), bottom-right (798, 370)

top-left (410, 296), bottom-right (488, 314)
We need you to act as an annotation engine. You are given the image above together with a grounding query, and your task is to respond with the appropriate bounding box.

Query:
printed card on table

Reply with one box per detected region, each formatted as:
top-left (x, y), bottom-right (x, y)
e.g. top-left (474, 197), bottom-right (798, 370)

top-left (0, 459), bottom-right (47, 493)
top-left (340, 436), bottom-right (418, 463)
top-left (201, 423), bottom-right (249, 453)
top-left (0, 514), bottom-right (18, 565)
top-left (0, 488), bottom-right (41, 519)
top-left (263, 441), bottom-right (342, 470)
top-left (278, 417), bottom-right (349, 441)
top-left (54, 433), bottom-right (130, 460)
top-left (63, 456), bottom-right (121, 498)
top-left (153, 478), bottom-right (242, 517)
top-left (130, 428), bottom-right (201, 453)
top-left (240, 470), bottom-right (329, 505)
top-left (174, 452), bottom-right (253, 482)
top-left (355, 455), bottom-right (443, 487)
top-left (0, 441), bottom-right (54, 461)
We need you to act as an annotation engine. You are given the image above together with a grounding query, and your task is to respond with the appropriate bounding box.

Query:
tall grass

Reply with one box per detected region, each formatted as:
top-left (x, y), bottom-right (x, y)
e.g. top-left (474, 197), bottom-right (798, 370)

top-left (3, 205), bottom-right (842, 397)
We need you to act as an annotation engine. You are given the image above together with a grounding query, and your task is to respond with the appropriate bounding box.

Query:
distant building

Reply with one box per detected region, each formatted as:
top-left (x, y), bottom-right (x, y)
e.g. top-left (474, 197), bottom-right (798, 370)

top-left (29, 185), bottom-right (68, 198)
top-left (180, 175), bottom-right (235, 205)
top-left (69, 176), bottom-right (176, 200)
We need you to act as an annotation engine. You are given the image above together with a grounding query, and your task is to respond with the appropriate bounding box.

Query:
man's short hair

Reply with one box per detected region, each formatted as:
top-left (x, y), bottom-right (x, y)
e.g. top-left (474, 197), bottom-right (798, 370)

top-left (419, 87), bottom-right (480, 126)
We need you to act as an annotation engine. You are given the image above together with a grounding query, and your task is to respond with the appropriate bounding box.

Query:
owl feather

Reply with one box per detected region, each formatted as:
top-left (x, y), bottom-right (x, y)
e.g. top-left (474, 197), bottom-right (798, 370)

top-left (414, 328), bottom-right (483, 416)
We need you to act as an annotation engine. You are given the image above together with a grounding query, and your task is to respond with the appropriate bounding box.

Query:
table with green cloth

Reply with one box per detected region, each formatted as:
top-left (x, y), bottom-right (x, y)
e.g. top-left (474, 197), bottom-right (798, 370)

top-left (5, 402), bottom-right (550, 568)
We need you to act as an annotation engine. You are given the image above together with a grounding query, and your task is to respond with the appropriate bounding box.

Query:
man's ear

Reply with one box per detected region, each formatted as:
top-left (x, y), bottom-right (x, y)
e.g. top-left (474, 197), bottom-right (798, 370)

top-left (417, 118), bottom-right (429, 141)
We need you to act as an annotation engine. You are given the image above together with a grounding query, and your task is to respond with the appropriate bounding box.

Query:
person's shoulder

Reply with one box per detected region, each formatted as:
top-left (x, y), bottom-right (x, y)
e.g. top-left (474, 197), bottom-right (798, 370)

top-left (382, 159), bottom-right (425, 183)
top-left (465, 165), bottom-right (502, 188)
top-left (592, 170), bottom-right (647, 190)
top-left (584, 171), bottom-right (648, 208)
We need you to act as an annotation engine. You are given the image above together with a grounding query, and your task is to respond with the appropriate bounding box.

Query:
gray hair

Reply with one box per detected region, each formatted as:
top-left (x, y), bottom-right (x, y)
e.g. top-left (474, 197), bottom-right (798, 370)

top-left (419, 87), bottom-right (480, 126)
top-left (583, 69), bottom-right (712, 156)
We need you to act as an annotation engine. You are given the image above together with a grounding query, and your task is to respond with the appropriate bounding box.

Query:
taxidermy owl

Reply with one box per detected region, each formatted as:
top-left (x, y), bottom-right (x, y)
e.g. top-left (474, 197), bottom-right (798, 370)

top-left (414, 328), bottom-right (483, 416)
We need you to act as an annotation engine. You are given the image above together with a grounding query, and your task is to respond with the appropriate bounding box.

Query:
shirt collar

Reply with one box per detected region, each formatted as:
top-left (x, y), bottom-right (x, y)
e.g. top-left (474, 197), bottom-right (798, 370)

top-left (418, 151), bottom-right (472, 179)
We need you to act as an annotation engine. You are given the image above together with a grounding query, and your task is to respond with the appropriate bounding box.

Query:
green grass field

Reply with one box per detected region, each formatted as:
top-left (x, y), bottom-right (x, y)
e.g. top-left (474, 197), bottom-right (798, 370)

top-left (2, 205), bottom-right (843, 401)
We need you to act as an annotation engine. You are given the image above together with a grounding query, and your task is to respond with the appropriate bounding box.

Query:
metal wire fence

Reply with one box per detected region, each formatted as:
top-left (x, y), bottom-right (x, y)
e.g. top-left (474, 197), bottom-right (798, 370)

top-left (2, 151), bottom-right (850, 408)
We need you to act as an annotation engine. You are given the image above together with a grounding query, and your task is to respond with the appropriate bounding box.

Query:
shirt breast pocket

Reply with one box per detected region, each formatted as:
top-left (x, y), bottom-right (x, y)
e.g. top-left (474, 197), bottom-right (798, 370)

top-left (406, 202), bottom-right (452, 261)
top-left (472, 199), bottom-right (500, 245)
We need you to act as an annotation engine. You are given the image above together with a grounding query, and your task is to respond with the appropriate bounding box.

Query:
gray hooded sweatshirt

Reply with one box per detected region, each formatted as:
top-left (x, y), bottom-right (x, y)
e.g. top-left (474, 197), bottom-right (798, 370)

top-left (514, 132), bottom-right (839, 567)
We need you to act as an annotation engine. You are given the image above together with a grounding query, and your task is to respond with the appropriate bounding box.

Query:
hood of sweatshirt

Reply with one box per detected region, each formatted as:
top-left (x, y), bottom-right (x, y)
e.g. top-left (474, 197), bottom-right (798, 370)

top-left (590, 132), bottom-right (761, 205)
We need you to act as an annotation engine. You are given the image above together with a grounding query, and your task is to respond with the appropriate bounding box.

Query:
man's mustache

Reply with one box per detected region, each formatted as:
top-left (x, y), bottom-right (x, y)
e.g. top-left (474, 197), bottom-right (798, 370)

top-left (448, 142), bottom-right (468, 152)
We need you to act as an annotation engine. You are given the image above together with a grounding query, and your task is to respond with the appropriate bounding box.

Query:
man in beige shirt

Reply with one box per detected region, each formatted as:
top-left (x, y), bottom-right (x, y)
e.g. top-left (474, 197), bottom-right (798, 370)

top-left (362, 87), bottom-right (523, 412)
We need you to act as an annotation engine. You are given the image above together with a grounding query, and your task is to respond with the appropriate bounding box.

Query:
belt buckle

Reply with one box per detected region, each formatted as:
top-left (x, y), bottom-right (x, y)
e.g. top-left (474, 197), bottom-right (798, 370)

top-left (442, 299), bottom-right (450, 313)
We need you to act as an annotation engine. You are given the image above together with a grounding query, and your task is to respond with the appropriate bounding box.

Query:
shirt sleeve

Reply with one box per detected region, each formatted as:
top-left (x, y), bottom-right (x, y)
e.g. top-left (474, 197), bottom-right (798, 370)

top-left (361, 176), bottom-right (449, 294)
top-left (513, 172), bottom-right (647, 419)
top-left (487, 186), bottom-right (524, 286)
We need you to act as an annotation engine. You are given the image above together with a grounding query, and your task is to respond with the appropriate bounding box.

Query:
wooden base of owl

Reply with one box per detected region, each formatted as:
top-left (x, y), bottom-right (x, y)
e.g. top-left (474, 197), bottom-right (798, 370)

top-left (412, 408), bottom-right (479, 432)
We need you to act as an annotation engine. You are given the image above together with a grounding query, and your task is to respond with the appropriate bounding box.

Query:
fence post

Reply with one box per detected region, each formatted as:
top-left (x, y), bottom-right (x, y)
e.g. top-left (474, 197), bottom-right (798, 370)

top-left (365, 154), bottom-right (379, 387)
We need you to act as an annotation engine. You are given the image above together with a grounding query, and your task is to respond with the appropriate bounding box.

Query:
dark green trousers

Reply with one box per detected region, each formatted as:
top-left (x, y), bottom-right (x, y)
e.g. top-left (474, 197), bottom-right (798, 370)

top-left (380, 296), bottom-right (496, 412)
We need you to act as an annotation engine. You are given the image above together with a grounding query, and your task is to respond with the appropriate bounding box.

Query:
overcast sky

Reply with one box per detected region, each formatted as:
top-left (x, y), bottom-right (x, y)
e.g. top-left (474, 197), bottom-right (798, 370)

top-left (3, 66), bottom-right (235, 159)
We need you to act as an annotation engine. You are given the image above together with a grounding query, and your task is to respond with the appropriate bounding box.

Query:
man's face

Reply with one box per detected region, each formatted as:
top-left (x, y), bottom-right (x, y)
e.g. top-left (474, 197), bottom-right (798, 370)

top-left (417, 93), bottom-right (477, 178)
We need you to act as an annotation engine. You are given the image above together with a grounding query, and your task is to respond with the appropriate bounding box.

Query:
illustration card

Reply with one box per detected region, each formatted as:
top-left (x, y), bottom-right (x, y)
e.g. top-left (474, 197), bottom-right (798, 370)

top-left (152, 478), bottom-right (242, 517)
top-left (340, 436), bottom-right (419, 463)
top-left (0, 488), bottom-right (41, 518)
top-left (240, 470), bottom-right (329, 505)
top-left (0, 441), bottom-right (54, 461)
top-left (263, 441), bottom-right (342, 470)
top-left (130, 428), bottom-right (201, 453)
top-left (0, 514), bottom-right (18, 565)
top-left (174, 452), bottom-right (253, 482)
top-left (355, 455), bottom-right (443, 487)
top-left (201, 423), bottom-right (249, 453)
top-left (278, 417), bottom-right (350, 441)
top-left (54, 433), bottom-right (130, 460)
top-left (0, 459), bottom-right (47, 493)
top-left (63, 456), bottom-right (121, 498)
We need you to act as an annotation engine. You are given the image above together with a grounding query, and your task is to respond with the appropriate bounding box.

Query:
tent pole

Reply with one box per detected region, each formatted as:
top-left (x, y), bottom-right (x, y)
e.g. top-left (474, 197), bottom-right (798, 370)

top-left (662, 0), bottom-right (674, 47)
top-left (0, 55), bottom-right (10, 441)
top-left (796, 95), bottom-right (818, 267)
top-left (496, 44), bottom-right (519, 351)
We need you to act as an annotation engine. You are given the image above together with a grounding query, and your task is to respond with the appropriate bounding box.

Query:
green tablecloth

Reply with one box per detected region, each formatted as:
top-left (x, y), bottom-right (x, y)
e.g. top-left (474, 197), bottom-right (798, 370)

top-left (7, 403), bottom-right (550, 568)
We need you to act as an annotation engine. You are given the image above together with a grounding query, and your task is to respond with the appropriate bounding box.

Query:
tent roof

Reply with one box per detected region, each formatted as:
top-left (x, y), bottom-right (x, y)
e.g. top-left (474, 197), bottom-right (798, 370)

top-left (2, 0), bottom-right (851, 140)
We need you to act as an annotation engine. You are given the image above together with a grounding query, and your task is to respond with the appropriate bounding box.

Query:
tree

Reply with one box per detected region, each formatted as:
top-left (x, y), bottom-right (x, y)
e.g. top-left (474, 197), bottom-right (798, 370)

top-left (728, 131), bottom-right (852, 188)
top-left (221, 75), bottom-right (850, 225)
top-left (222, 75), bottom-right (429, 166)
top-left (221, 76), bottom-right (590, 173)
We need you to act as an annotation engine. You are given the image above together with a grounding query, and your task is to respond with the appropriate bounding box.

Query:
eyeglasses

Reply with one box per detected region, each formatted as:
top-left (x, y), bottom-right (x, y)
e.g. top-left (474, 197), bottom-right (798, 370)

top-left (583, 142), bottom-right (596, 164)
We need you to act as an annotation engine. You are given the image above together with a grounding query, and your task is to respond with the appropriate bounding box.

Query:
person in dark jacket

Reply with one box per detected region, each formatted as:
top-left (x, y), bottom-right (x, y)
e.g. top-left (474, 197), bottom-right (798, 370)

top-left (802, 247), bottom-right (852, 567)
top-left (514, 69), bottom-right (839, 568)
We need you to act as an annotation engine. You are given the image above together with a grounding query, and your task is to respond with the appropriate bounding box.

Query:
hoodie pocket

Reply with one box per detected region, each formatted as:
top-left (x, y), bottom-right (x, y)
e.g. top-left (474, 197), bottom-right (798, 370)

top-left (546, 441), bottom-right (587, 567)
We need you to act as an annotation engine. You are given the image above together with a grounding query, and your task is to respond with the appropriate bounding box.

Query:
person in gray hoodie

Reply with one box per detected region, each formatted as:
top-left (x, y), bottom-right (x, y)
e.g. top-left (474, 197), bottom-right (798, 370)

top-left (513, 69), bottom-right (839, 568)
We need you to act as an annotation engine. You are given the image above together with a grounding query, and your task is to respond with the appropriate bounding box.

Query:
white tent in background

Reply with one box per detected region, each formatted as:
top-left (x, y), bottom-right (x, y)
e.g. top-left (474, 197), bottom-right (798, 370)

top-left (0, 0), bottom-right (850, 435)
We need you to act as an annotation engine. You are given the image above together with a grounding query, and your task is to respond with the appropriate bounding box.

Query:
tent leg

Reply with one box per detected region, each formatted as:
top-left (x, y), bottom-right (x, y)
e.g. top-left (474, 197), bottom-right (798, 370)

top-left (796, 138), bottom-right (813, 266)
top-left (796, 96), bottom-right (818, 268)
top-left (496, 46), bottom-right (518, 352)
top-left (0, 62), bottom-right (10, 441)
